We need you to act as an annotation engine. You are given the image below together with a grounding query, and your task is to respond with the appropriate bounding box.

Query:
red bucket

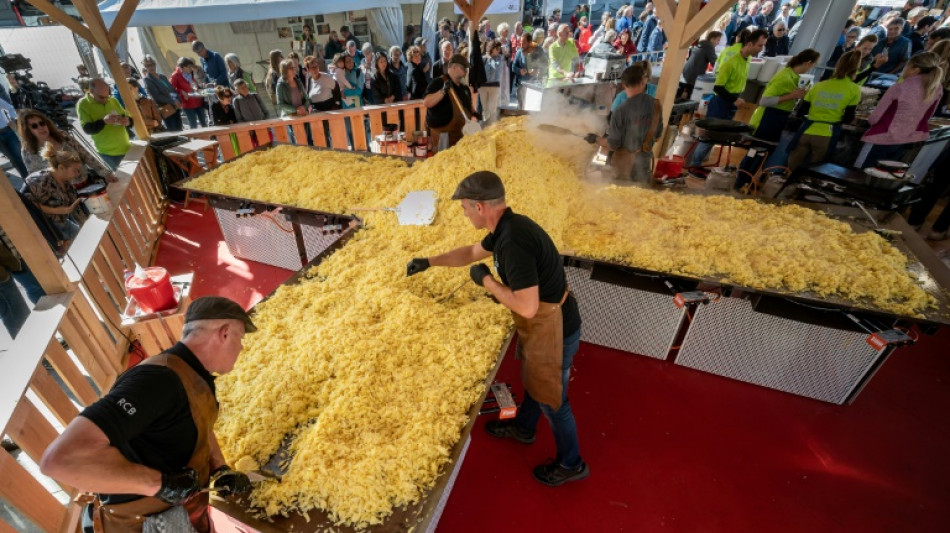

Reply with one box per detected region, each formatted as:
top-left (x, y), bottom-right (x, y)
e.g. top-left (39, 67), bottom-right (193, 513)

top-left (126, 267), bottom-right (176, 313)
top-left (654, 155), bottom-right (685, 180)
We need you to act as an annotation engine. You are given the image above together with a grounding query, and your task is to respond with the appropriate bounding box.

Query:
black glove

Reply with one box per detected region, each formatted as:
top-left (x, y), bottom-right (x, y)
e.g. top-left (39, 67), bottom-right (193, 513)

top-left (210, 465), bottom-right (252, 497)
top-left (470, 264), bottom-right (492, 287)
top-left (473, 111), bottom-right (484, 121)
top-left (584, 133), bottom-right (599, 144)
top-left (407, 257), bottom-right (430, 277)
top-left (155, 468), bottom-right (200, 505)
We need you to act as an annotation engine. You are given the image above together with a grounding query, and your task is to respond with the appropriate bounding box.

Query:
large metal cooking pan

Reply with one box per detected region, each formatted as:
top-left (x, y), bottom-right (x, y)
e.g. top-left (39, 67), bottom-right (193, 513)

top-left (693, 118), bottom-right (753, 144)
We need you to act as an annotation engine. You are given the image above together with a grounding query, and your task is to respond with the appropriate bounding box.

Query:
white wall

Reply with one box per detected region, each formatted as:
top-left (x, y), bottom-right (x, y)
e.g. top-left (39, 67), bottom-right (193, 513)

top-left (0, 27), bottom-right (85, 90)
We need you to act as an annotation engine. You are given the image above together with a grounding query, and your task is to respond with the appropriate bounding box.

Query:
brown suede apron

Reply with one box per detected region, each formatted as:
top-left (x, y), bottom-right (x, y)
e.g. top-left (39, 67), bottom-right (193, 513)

top-left (513, 290), bottom-right (569, 410)
top-left (609, 98), bottom-right (662, 181)
top-left (428, 76), bottom-right (468, 154)
top-left (91, 354), bottom-right (218, 533)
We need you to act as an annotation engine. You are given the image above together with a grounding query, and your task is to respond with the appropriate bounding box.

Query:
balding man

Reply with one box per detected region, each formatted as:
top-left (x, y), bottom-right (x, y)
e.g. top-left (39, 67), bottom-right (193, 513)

top-left (548, 24), bottom-right (579, 84)
top-left (41, 296), bottom-right (257, 533)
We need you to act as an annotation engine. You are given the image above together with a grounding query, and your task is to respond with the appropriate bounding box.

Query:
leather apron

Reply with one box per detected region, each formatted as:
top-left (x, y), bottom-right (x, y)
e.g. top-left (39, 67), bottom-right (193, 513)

top-left (609, 98), bottom-right (662, 181)
top-left (428, 76), bottom-right (468, 154)
top-left (512, 290), bottom-right (569, 410)
top-left (91, 354), bottom-right (219, 533)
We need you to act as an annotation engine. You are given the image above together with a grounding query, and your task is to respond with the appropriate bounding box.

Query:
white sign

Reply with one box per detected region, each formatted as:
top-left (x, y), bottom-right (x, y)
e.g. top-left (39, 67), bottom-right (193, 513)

top-left (454, 0), bottom-right (522, 16)
top-left (858, 0), bottom-right (906, 7)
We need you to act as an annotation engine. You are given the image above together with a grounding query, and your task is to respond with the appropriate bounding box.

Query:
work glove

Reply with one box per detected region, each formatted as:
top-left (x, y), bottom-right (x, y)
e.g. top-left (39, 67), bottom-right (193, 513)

top-left (154, 468), bottom-right (200, 505)
top-left (210, 465), bottom-right (252, 497)
top-left (407, 258), bottom-right (430, 276)
top-left (470, 264), bottom-right (492, 287)
top-left (584, 133), bottom-right (599, 144)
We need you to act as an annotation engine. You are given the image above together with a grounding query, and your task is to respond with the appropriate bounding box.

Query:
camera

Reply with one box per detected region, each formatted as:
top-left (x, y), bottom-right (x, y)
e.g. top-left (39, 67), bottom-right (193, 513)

top-left (0, 53), bottom-right (70, 129)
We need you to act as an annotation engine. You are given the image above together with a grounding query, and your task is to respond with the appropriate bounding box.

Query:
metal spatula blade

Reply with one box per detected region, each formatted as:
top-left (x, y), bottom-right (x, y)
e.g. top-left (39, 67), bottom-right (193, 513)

top-left (537, 123), bottom-right (587, 138)
top-left (350, 190), bottom-right (438, 226)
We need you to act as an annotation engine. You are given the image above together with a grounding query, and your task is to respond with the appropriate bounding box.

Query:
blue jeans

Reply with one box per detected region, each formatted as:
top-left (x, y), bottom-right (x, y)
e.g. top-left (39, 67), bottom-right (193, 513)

top-left (515, 327), bottom-right (583, 469)
top-left (12, 264), bottom-right (44, 304)
top-left (99, 153), bottom-right (125, 171)
top-left (0, 126), bottom-right (29, 178)
top-left (163, 111), bottom-right (184, 132)
top-left (183, 106), bottom-right (209, 129)
top-left (0, 275), bottom-right (30, 338)
top-left (690, 95), bottom-right (737, 167)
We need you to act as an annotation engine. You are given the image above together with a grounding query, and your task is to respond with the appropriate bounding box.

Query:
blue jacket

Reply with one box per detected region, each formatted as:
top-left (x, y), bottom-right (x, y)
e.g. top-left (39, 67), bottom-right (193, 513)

top-left (637, 16), bottom-right (658, 52)
top-left (201, 50), bottom-right (229, 86)
top-left (647, 28), bottom-right (666, 53)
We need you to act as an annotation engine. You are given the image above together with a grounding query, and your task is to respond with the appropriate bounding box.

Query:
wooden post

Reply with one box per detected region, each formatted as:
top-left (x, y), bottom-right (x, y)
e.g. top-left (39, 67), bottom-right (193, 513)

top-left (0, 171), bottom-right (73, 294)
top-left (652, 0), bottom-right (737, 159)
top-left (68, 0), bottom-right (150, 141)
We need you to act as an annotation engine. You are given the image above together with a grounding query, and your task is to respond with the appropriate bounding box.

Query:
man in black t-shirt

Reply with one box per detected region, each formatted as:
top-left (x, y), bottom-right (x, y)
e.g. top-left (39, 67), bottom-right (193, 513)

top-left (423, 54), bottom-right (478, 153)
top-left (406, 171), bottom-right (589, 487)
top-left (40, 296), bottom-right (257, 532)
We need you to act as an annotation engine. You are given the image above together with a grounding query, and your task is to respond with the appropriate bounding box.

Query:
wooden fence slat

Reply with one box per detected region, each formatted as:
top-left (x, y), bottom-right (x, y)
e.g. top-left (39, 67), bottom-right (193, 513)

top-left (132, 321), bottom-right (164, 356)
top-left (111, 204), bottom-right (148, 267)
top-left (129, 171), bottom-right (161, 230)
top-left (57, 501), bottom-right (84, 533)
top-left (106, 225), bottom-right (136, 271)
top-left (71, 296), bottom-right (124, 373)
top-left (30, 365), bottom-right (81, 428)
top-left (82, 261), bottom-right (123, 343)
top-left (328, 118), bottom-right (349, 150)
top-left (58, 311), bottom-right (112, 391)
top-left (309, 120), bottom-right (328, 148)
top-left (6, 396), bottom-right (70, 471)
top-left (140, 149), bottom-right (167, 206)
top-left (369, 111), bottom-right (385, 138)
top-left (121, 192), bottom-right (153, 251)
top-left (236, 131), bottom-right (256, 154)
top-left (254, 128), bottom-right (271, 148)
top-left (91, 252), bottom-right (125, 314)
top-left (217, 134), bottom-right (237, 160)
top-left (131, 164), bottom-right (161, 220)
top-left (271, 124), bottom-right (290, 144)
top-left (0, 451), bottom-right (65, 533)
top-left (291, 122), bottom-right (308, 146)
top-left (45, 340), bottom-right (99, 407)
top-left (404, 108), bottom-right (419, 136)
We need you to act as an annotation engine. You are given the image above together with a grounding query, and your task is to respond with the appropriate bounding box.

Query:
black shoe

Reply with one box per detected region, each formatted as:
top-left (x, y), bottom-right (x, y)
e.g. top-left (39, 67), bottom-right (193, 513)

top-left (485, 419), bottom-right (535, 444)
top-left (533, 459), bottom-right (590, 487)
top-left (1, 438), bottom-right (19, 452)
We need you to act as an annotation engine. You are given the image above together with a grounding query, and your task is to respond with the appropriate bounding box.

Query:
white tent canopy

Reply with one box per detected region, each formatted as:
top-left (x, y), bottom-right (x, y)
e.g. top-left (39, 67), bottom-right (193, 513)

top-left (97, 0), bottom-right (402, 27)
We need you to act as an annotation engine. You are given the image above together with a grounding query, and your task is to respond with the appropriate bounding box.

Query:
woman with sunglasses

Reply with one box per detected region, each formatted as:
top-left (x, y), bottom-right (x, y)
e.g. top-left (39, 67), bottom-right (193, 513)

top-left (18, 109), bottom-right (116, 186)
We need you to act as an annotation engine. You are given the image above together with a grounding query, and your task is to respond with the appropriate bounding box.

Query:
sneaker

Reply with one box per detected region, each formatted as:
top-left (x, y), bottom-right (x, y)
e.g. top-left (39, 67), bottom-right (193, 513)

top-left (927, 230), bottom-right (948, 241)
top-left (533, 459), bottom-right (590, 487)
top-left (485, 419), bottom-right (535, 444)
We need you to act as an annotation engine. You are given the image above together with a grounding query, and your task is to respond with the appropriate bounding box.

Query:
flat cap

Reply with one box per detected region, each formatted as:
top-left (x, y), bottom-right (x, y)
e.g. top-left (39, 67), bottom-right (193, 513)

top-left (448, 54), bottom-right (470, 69)
top-left (185, 296), bottom-right (257, 333)
top-left (451, 171), bottom-right (506, 201)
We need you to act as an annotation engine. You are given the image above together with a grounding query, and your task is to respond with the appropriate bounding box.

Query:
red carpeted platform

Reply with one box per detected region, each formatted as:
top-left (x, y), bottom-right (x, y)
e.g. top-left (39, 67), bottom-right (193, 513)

top-left (157, 204), bottom-right (950, 533)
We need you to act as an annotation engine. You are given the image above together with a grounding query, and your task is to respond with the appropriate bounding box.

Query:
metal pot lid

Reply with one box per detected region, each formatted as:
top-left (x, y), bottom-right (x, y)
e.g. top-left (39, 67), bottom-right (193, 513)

top-left (77, 183), bottom-right (106, 196)
top-left (694, 118), bottom-right (752, 133)
top-left (875, 160), bottom-right (909, 170)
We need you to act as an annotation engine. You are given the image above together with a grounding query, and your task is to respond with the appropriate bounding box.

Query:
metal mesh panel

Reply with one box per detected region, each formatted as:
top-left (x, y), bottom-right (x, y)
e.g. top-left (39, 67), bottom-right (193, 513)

top-left (300, 225), bottom-right (347, 263)
top-left (676, 297), bottom-right (884, 404)
top-left (565, 266), bottom-right (685, 359)
top-left (213, 207), bottom-right (302, 270)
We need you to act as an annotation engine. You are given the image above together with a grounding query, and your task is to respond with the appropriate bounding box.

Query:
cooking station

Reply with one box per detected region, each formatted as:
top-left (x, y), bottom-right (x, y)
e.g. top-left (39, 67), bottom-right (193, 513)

top-left (777, 161), bottom-right (923, 211)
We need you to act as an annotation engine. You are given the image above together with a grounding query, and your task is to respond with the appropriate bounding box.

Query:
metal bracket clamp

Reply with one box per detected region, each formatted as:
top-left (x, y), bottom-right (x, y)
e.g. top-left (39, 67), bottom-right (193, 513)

top-left (663, 281), bottom-right (712, 309)
top-left (845, 313), bottom-right (916, 350)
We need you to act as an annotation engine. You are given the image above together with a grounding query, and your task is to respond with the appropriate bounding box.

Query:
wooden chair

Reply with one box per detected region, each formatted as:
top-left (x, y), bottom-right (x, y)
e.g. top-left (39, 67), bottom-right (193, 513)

top-left (161, 139), bottom-right (220, 209)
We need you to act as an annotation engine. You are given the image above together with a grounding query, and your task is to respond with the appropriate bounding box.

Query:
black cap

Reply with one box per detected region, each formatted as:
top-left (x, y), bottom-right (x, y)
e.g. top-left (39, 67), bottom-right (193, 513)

top-left (451, 171), bottom-right (506, 201)
top-left (448, 54), bottom-right (470, 69)
top-left (185, 296), bottom-right (257, 333)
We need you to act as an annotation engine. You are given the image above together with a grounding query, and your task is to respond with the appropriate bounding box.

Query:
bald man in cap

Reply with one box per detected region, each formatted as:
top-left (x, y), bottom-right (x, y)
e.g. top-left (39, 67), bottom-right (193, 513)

top-left (407, 171), bottom-right (589, 486)
top-left (41, 296), bottom-right (257, 532)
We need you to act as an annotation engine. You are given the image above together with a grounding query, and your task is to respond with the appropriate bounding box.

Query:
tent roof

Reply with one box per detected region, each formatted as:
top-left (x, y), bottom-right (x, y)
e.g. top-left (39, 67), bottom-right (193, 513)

top-left (97, 0), bottom-right (402, 27)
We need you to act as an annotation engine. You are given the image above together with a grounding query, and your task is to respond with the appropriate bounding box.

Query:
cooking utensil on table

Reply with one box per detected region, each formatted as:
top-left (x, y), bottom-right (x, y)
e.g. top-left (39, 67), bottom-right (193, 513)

top-left (852, 200), bottom-right (901, 240)
top-left (350, 190), bottom-right (438, 225)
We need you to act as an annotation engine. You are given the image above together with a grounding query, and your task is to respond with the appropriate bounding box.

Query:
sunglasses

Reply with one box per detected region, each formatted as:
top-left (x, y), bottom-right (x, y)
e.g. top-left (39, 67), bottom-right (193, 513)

top-left (29, 121), bottom-right (47, 130)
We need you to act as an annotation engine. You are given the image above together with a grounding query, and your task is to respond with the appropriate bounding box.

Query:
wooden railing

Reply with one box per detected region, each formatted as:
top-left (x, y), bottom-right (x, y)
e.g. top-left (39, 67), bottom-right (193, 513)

top-left (155, 100), bottom-right (428, 162)
top-left (0, 142), bottom-right (166, 532)
top-left (0, 101), bottom-right (424, 531)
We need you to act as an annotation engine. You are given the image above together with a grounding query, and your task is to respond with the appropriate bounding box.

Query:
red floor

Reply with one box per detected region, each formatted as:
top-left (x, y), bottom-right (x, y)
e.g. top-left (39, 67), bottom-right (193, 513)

top-left (158, 204), bottom-right (950, 533)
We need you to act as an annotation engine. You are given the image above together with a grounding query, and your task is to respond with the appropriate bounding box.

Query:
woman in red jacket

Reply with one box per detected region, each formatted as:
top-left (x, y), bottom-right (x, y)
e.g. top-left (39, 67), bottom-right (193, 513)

top-left (575, 16), bottom-right (593, 57)
top-left (613, 29), bottom-right (637, 58)
top-left (170, 57), bottom-right (209, 129)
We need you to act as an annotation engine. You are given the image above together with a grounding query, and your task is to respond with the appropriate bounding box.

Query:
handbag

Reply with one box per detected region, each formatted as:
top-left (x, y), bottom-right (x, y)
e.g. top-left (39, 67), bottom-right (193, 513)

top-left (158, 103), bottom-right (178, 119)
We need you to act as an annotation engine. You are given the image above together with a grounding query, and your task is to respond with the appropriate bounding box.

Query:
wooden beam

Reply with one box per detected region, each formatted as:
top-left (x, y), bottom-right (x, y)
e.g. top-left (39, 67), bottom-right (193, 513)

top-left (681, 0), bottom-right (739, 48)
top-left (22, 0), bottom-right (95, 43)
top-left (0, 172), bottom-right (72, 294)
top-left (107, 0), bottom-right (140, 47)
top-left (654, 0), bottom-right (677, 28)
top-left (452, 0), bottom-right (472, 21)
top-left (653, 0), bottom-right (705, 160)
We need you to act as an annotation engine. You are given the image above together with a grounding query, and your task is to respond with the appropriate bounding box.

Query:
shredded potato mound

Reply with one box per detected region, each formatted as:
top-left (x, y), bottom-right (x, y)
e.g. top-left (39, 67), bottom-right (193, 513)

top-left (211, 117), bottom-right (934, 528)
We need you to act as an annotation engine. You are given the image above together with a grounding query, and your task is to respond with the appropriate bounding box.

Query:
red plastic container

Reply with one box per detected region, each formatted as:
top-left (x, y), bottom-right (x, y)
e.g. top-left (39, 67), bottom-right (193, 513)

top-left (654, 156), bottom-right (685, 180)
top-left (125, 267), bottom-right (176, 313)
